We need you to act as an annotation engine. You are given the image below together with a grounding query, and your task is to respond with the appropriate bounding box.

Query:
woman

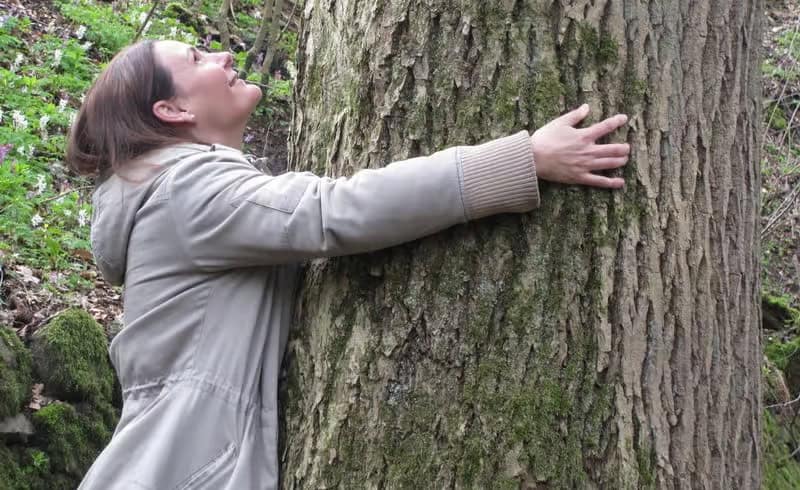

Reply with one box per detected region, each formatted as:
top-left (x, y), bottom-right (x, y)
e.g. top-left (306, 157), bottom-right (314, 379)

top-left (68, 40), bottom-right (629, 489)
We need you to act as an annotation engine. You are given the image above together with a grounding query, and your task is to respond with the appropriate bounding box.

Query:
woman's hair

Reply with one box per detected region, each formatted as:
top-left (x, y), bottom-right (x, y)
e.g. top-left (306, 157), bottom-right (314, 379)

top-left (66, 40), bottom-right (185, 178)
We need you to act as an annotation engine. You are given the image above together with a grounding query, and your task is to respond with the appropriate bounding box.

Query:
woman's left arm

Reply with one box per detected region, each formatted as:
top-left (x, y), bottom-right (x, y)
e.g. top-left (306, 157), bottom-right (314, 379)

top-left (168, 131), bottom-right (538, 269)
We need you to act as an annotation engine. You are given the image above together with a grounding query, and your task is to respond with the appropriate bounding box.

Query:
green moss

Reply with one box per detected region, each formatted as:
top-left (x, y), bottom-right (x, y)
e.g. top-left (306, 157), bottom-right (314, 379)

top-left (597, 34), bottom-right (619, 66)
top-left (527, 64), bottom-right (565, 128)
top-left (0, 327), bottom-right (32, 419)
top-left (763, 410), bottom-right (800, 489)
top-left (763, 293), bottom-right (800, 330)
top-left (492, 75), bottom-right (522, 131)
top-left (32, 401), bottom-right (114, 480)
top-left (622, 66), bottom-right (648, 110)
top-left (31, 309), bottom-right (113, 403)
top-left (578, 23), bottom-right (619, 67)
top-left (765, 336), bottom-right (800, 372)
top-left (635, 441), bottom-right (657, 489)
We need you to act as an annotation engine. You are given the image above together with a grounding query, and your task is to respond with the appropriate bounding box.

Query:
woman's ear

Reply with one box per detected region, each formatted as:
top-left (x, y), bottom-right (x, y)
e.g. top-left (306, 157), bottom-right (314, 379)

top-left (153, 100), bottom-right (195, 124)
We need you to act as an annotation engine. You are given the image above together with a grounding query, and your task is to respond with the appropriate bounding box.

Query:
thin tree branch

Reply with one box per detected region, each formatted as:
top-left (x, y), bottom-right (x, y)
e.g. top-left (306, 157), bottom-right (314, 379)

top-left (132, 0), bottom-right (162, 43)
top-left (762, 179), bottom-right (800, 239)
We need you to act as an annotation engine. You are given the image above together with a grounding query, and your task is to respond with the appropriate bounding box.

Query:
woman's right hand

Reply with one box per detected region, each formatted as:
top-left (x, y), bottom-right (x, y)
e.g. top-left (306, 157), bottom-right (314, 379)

top-left (530, 104), bottom-right (630, 189)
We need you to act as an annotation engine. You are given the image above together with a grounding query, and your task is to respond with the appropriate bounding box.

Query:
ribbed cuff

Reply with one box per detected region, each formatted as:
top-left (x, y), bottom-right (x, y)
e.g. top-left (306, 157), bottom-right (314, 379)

top-left (458, 130), bottom-right (540, 220)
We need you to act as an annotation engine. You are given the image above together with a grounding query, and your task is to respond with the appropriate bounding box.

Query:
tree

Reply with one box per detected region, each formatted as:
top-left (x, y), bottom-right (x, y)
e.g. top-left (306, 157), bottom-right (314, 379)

top-left (281, 0), bottom-right (763, 487)
top-left (242, 0), bottom-right (285, 81)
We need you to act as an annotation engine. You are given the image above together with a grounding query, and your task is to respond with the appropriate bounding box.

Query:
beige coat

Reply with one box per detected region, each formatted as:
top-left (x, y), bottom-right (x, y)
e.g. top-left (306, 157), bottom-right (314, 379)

top-left (79, 131), bottom-right (539, 489)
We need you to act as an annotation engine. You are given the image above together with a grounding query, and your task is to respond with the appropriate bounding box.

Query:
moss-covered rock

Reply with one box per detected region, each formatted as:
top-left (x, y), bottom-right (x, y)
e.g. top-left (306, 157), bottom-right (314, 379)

top-left (31, 309), bottom-right (113, 403)
top-left (0, 326), bottom-right (32, 420)
top-left (32, 401), bottom-right (114, 481)
top-left (763, 293), bottom-right (800, 331)
top-left (764, 409), bottom-right (800, 489)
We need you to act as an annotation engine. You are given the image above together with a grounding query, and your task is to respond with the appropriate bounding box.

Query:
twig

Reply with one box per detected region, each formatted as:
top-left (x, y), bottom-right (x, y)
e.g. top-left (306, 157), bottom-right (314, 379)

top-left (277, 0), bottom-right (299, 40)
top-left (764, 18), bottom-right (800, 147)
top-left (767, 391), bottom-right (800, 410)
top-left (39, 185), bottom-right (94, 204)
top-left (27, 307), bottom-right (68, 333)
top-left (762, 179), bottom-right (800, 239)
top-left (132, 0), bottom-right (161, 43)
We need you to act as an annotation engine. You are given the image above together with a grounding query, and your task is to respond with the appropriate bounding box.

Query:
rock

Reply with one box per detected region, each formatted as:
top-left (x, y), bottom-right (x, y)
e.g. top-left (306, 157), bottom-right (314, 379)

top-left (763, 293), bottom-right (800, 330)
top-left (0, 413), bottom-right (34, 436)
top-left (32, 400), bottom-right (116, 479)
top-left (0, 326), bottom-right (32, 419)
top-left (30, 309), bottom-right (114, 403)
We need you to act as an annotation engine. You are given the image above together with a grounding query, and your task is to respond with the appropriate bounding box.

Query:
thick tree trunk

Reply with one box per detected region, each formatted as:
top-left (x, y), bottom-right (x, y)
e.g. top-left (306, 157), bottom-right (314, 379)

top-left (282, 0), bottom-right (763, 488)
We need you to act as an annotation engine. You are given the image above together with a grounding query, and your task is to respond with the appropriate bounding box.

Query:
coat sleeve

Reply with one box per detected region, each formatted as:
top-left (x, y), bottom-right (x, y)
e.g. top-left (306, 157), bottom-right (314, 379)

top-left (169, 131), bottom-right (539, 269)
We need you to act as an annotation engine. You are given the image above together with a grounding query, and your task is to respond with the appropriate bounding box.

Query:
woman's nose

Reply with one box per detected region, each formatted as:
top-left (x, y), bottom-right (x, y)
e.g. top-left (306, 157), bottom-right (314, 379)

top-left (217, 52), bottom-right (233, 69)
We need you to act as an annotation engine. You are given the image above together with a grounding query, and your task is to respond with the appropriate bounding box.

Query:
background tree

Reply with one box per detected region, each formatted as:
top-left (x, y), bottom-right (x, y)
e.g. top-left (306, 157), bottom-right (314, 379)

top-left (216, 0), bottom-right (233, 50)
top-left (242, 0), bottom-right (285, 81)
top-left (281, 0), bottom-right (763, 488)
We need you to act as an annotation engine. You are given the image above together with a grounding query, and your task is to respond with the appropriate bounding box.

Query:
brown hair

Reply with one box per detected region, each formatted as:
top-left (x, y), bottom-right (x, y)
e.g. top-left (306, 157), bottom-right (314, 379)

top-left (66, 40), bottom-right (185, 178)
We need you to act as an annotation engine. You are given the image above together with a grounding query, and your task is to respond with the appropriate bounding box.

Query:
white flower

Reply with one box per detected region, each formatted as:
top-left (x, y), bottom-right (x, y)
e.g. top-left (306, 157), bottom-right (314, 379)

top-left (35, 174), bottom-right (47, 195)
top-left (81, 41), bottom-right (92, 51)
top-left (58, 98), bottom-right (69, 113)
top-left (39, 115), bottom-right (50, 140)
top-left (63, 209), bottom-right (72, 217)
top-left (169, 26), bottom-right (178, 38)
top-left (12, 110), bottom-right (27, 130)
top-left (31, 213), bottom-right (43, 228)
top-left (10, 52), bottom-right (23, 72)
top-left (77, 209), bottom-right (89, 227)
top-left (75, 25), bottom-right (87, 40)
top-left (254, 11), bottom-right (262, 19)
top-left (52, 49), bottom-right (62, 67)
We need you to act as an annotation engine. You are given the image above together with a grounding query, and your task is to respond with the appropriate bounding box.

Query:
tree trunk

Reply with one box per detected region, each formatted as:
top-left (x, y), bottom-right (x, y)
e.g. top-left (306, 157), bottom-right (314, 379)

top-left (260, 0), bottom-right (285, 82)
top-left (282, 0), bottom-right (763, 488)
top-left (243, 0), bottom-right (275, 74)
top-left (217, 0), bottom-right (233, 51)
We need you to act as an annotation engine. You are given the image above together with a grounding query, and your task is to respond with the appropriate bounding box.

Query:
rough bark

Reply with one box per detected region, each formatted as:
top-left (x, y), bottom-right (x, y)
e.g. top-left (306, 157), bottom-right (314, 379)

top-left (282, 0), bottom-right (763, 488)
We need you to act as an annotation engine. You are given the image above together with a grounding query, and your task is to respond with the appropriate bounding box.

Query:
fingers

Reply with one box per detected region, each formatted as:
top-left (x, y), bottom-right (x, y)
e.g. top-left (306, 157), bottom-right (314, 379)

top-left (580, 173), bottom-right (625, 189)
top-left (582, 114), bottom-right (628, 141)
top-left (588, 157), bottom-right (628, 170)
top-left (590, 143), bottom-right (630, 158)
top-left (556, 104), bottom-right (591, 126)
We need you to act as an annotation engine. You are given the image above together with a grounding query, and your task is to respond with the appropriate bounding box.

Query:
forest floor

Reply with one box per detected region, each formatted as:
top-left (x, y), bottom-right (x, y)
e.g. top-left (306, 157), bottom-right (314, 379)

top-left (0, 0), bottom-right (799, 486)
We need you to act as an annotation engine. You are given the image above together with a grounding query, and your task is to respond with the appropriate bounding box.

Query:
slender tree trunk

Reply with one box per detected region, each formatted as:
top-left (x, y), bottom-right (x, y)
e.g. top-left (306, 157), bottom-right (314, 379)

top-left (282, 0), bottom-right (763, 488)
top-left (243, 0), bottom-right (275, 74)
top-left (217, 0), bottom-right (233, 51)
top-left (259, 0), bottom-right (285, 81)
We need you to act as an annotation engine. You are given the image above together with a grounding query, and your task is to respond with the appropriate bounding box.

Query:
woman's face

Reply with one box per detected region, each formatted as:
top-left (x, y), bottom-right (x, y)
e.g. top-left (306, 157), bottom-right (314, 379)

top-left (153, 40), bottom-right (262, 135)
